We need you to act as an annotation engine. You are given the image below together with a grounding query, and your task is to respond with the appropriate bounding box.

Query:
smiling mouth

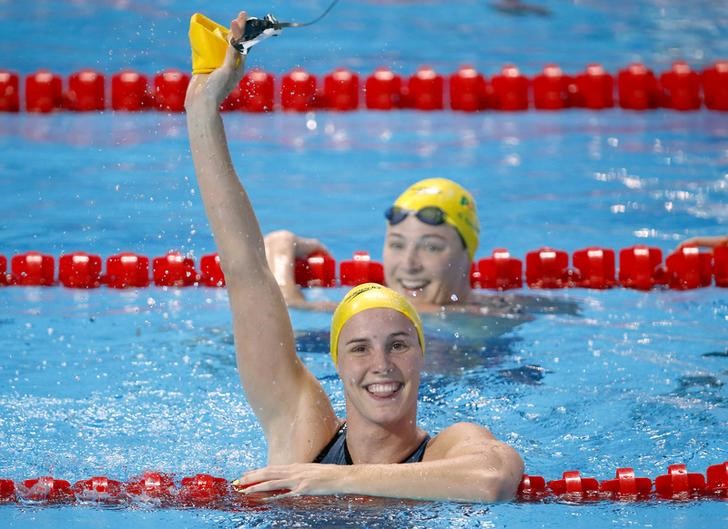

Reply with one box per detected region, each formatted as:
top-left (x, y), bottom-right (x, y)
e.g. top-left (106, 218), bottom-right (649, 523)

top-left (398, 279), bottom-right (429, 292)
top-left (365, 382), bottom-right (403, 399)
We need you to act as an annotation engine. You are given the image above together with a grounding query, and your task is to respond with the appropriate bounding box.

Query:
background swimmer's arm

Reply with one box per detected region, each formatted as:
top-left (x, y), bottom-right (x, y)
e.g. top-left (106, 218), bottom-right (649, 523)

top-left (185, 12), bottom-right (339, 465)
top-left (677, 235), bottom-right (728, 250)
top-left (237, 422), bottom-right (524, 502)
top-left (264, 230), bottom-right (331, 308)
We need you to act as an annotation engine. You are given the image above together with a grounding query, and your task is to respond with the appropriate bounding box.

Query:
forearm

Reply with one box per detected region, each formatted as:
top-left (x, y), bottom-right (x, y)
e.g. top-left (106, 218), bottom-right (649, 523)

top-left (186, 100), bottom-right (269, 283)
top-left (342, 454), bottom-right (521, 503)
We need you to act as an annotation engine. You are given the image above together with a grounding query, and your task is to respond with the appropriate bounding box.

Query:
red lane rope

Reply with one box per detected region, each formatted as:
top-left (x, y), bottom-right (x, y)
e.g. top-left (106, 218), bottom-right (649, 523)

top-left (0, 462), bottom-right (725, 506)
top-left (1, 245), bottom-right (726, 291)
top-left (0, 60), bottom-right (726, 113)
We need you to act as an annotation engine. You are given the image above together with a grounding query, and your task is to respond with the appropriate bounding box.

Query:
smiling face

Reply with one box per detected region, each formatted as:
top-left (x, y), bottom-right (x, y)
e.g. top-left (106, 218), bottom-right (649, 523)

top-left (336, 308), bottom-right (423, 429)
top-left (383, 215), bottom-right (472, 306)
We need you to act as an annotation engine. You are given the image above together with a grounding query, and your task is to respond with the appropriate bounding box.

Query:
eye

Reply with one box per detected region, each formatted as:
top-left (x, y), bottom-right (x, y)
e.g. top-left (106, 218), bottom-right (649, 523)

top-left (423, 242), bottom-right (445, 253)
top-left (349, 344), bottom-right (368, 354)
top-left (391, 340), bottom-right (409, 353)
top-left (387, 240), bottom-right (405, 251)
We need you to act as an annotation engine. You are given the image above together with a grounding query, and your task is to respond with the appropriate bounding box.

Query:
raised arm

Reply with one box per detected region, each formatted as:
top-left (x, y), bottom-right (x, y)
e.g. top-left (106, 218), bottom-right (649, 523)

top-left (235, 422), bottom-right (524, 502)
top-left (185, 12), bottom-right (338, 463)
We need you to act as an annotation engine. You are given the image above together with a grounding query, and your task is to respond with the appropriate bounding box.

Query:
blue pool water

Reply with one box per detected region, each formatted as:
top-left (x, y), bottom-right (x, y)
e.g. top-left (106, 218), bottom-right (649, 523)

top-left (1, 0), bottom-right (727, 527)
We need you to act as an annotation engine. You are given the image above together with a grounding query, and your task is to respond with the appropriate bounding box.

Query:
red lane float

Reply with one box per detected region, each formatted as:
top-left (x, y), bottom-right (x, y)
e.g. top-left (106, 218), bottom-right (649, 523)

top-left (281, 68), bottom-right (317, 112)
top-left (11, 251), bottom-right (55, 286)
top-left (339, 251), bottom-right (384, 286)
top-left (0, 461), bottom-right (725, 507)
top-left (154, 70), bottom-right (189, 112)
top-left (665, 245), bottom-right (712, 290)
top-left (2, 62), bottom-right (727, 113)
top-left (477, 249), bottom-right (523, 290)
top-left (572, 64), bottom-right (614, 109)
top-left (517, 474), bottom-right (547, 500)
top-left (618, 63), bottom-right (659, 110)
top-left (654, 464), bottom-right (706, 498)
top-left (526, 247), bottom-right (570, 289)
top-left (659, 61), bottom-right (701, 111)
top-left (706, 461), bottom-right (728, 497)
top-left (200, 253), bottom-right (225, 287)
top-left (0, 479), bottom-right (15, 502)
top-left (450, 65), bottom-right (488, 112)
top-left (124, 471), bottom-right (175, 501)
top-left (547, 470), bottom-right (600, 498)
top-left (0, 254), bottom-right (7, 286)
top-left (59, 252), bottom-right (103, 288)
top-left (323, 68), bottom-right (360, 111)
top-left (599, 468), bottom-right (652, 498)
top-left (365, 67), bottom-right (402, 110)
top-left (241, 69), bottom-right (275, 112)
top-left (178, 474), bottom-right (229, 507)
top-left (702, 60), bottom-right (728, 111)
top-left (105, 252), bottom-right (150, 288)
top-left (73, 476), bottom-right (125, 504)
top-left (295, 251), bottom-right (337, 288)
top-left (111, 70), bottom-right (150, 111)
top-left (2, 245), bottom-right (726, 290)
top-left (66, 69), bottom-right (105, 111)
top-left (572, 247), bottom-right (616, 289)
top-left (533, 64), bottom-right (571, 110)
top-left (491, 64), bottom-right (529, 111)
top-left (0, 70), bottom-right (20, 112)
top-left (152, 252), bottom-right (198, 287)
top-left (618, 245), bottom-right (665, 290)
top-left (25, 70), bottom-right (63, 113)
top-left (714, 246), bottom-right (728, 287)
top-left (405, 66), bottom-right (444, 111)
top-left (16, 477), bottom-right (74, 503)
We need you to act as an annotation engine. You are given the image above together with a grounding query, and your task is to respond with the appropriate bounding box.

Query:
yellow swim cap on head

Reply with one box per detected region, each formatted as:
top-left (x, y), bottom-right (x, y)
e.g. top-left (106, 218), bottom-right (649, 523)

top-left (392, 178), bottom-right (480, 261)
top-left (189, 13), bottom-right (231, 75)
top-left (330, 283), bottom-right (425, 365)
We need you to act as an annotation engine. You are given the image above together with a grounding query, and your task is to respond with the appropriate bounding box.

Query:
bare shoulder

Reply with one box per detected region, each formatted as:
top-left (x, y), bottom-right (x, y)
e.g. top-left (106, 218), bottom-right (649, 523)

top-left (424, 422), bottom-right (499, 459)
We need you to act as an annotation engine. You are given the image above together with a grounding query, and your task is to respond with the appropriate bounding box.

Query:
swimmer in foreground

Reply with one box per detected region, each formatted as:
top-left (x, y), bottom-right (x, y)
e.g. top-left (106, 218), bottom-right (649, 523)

top-left (185, 12), bottom-right (524, 502)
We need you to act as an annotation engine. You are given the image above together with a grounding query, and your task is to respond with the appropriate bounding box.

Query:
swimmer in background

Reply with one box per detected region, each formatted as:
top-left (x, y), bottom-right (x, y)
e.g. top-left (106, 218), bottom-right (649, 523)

top-left (266, 177), bottom-right (482, 313)
top-left (676, 235), bottom-right (728, 250)
top-left (185, 11), bottom-right (523, 502)
top-left (490, 0), bottom-right (551, 17)
top-left (266, 176), bottom-right (578, 318)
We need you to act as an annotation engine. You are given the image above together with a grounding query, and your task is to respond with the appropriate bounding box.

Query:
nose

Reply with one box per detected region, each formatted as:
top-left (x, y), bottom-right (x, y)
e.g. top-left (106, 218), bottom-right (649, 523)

top-left (404, 244), bottom-right (422, 272)
top-left (370, 346), bottom-right (393, 375)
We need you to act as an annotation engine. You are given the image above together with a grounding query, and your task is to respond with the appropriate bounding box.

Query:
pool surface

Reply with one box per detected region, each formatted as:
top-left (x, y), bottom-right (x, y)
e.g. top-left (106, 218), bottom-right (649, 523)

top-left (1, 0), bottom-right (727, 527)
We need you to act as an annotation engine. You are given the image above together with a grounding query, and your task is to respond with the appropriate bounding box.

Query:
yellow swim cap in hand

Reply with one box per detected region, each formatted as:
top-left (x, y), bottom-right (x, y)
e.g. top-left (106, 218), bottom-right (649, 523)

top-left (393, 178), bottom-right (480, 261)
top-left (189, 13), bottom-right (231, 75)
top-left (330, 283), bottom-right (425, 365)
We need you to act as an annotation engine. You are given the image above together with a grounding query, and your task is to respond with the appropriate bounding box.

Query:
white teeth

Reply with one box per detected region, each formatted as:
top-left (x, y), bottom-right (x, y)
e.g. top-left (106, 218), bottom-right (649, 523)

top-left (367, 383), bottom-right (401, 395)
top-left (400, 280), bottom-right (428, 290)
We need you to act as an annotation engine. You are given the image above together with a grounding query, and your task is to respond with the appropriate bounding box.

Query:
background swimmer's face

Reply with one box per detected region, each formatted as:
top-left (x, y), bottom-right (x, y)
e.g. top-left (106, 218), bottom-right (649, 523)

top-left (383, 215), bottom-right (471, 306)
top-left (336, 308), bottom-right (422, 427)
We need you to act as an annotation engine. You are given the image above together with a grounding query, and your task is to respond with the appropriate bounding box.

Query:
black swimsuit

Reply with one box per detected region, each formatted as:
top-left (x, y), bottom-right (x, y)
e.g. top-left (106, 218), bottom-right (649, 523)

top-left (314, 423), bottom-right (430, 465)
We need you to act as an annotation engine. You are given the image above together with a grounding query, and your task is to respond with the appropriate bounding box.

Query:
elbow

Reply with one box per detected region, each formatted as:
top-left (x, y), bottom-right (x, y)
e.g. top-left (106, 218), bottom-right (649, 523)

top-left (473, 443), bottom-right (525, 503)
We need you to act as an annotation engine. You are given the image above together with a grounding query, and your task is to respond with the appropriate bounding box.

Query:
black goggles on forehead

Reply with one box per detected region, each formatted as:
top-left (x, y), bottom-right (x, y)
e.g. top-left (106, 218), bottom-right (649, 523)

top-left (384, 206), bottom-right (447, 226)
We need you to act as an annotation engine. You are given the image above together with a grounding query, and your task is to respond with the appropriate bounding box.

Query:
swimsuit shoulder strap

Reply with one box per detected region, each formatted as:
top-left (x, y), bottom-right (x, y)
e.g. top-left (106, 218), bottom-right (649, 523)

top-left (313, 422), bottom-right (347, 464)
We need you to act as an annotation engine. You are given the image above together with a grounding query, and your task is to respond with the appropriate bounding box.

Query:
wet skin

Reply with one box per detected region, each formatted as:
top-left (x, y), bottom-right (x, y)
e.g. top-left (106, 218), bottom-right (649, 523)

top-left (383, 216), bottom-right (471, 307)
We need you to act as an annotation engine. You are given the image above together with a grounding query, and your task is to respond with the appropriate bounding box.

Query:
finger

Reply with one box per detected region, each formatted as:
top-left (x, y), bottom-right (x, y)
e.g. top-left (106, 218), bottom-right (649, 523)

top-left (238, 479), bottom-right (293, 494)
top-left (223, 12), bottom-right (247, 71)
top-left (230, 11), bottom-right (247, 42)
top-left (233, 466), bottom-right (287, 488)
top-left (296, 237), bottom-right (330, 257)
